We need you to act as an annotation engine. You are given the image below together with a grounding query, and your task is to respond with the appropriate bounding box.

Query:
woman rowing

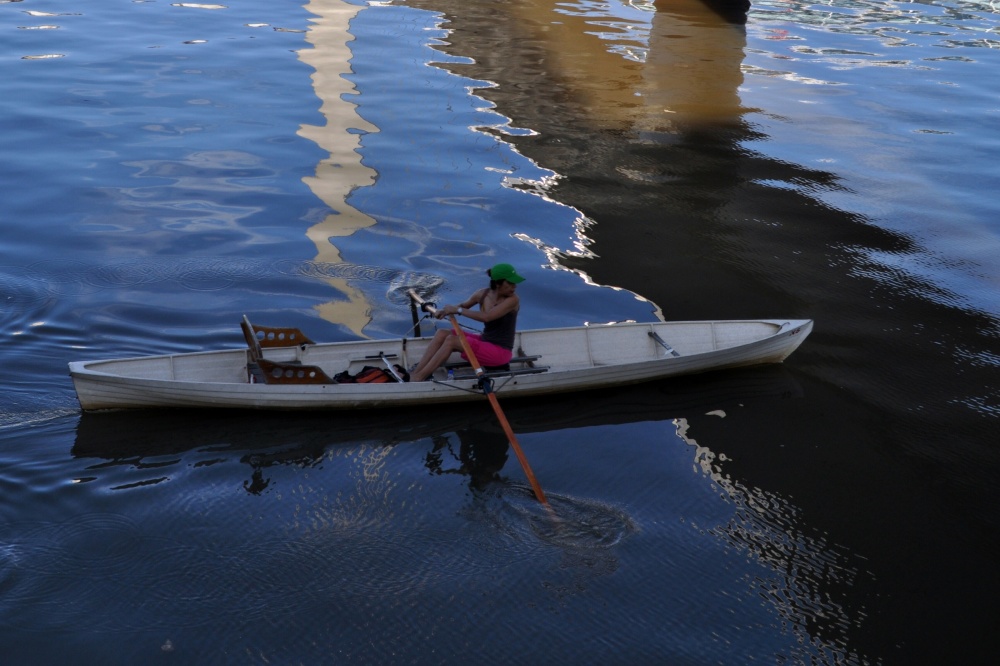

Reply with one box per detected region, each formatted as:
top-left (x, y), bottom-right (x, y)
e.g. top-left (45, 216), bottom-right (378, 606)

top-left (408, 263), bottom-right (525, 382)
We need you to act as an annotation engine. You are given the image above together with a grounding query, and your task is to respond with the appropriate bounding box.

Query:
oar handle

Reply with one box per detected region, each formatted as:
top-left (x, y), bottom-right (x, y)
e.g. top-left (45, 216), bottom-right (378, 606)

top-left (408, 289), bottom-right (438, 315)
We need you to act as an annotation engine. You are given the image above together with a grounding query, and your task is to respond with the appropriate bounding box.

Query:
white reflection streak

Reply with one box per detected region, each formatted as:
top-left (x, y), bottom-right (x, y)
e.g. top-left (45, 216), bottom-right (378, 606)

top-left (297, 0), bottom-right (379, 336)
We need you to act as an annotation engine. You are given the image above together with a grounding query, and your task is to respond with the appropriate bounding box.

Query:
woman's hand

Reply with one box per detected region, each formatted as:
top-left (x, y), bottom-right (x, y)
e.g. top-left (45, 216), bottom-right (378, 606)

top-left (435, 304), bottom-right (458, 320)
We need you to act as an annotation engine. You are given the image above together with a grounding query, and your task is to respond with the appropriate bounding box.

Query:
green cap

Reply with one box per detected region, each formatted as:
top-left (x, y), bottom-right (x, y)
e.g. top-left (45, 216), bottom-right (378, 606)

top-left (489, 263), bottom-right (525, 284)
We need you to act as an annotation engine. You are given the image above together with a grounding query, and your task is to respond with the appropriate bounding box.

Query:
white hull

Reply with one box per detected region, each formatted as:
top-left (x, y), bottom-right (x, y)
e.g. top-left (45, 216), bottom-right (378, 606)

top-left (69, 319), bottom-right (813, 411)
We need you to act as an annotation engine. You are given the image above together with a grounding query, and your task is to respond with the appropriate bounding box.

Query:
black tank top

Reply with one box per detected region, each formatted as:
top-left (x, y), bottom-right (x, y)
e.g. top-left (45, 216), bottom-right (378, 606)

top-left (480, 308), bottom-right (517, 350)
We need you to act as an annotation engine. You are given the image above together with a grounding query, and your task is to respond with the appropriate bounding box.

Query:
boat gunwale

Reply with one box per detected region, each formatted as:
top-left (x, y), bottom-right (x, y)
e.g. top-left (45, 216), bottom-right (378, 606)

top-left (70, 318), bottom-right (809, 374)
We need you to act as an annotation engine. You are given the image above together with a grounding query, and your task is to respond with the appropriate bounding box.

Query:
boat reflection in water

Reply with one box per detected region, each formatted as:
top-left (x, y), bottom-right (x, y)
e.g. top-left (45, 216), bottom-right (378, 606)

top-left (73, 364), bottom-right (799, 556)
top-left (72, 364), bottom-right (800, 497)
top-left (71, 365), bottom-right (869, 661)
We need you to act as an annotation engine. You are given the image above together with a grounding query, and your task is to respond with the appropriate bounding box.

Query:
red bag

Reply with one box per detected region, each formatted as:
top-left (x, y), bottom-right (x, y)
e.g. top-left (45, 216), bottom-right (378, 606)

top-left (347, 366), bottom-right (393, 383)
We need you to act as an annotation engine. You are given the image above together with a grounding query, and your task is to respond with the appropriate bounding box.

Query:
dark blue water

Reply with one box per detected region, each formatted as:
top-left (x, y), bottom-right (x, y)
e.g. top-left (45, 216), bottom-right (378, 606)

top-left (2, 0), bottom-right (997, 663)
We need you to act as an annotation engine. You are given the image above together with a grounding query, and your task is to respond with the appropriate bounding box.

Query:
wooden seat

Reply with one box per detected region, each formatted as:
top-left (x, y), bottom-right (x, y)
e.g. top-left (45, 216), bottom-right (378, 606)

top-left (255, 358), bottom-right (334, 385)
top-left (242, 316), bottom-right (315, 350)
top-left (241, 315), bottom-right (332, 384)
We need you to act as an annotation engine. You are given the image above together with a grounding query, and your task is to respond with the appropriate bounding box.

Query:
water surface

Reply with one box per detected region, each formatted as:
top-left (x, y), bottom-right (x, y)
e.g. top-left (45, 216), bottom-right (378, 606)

top-left (2, 0), bottom-right (998, 663)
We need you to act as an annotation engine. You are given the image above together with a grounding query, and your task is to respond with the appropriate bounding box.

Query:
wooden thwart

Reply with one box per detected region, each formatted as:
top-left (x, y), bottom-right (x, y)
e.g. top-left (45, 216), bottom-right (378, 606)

top-left (444, 354), bottom-right (547, 380)
top-left (444, 354), bottom-right (542, 370)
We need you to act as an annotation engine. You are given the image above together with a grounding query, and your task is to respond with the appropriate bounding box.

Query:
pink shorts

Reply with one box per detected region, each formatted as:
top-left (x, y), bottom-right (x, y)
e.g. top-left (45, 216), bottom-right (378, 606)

top-left (456, 332), bottom-right (513, 367)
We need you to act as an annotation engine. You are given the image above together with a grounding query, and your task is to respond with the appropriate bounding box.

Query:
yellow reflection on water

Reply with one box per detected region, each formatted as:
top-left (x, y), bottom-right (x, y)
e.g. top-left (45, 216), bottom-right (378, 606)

top-left (643, 0), bottom-right (747, 129)
top-left (297, 0), bottom-right (378, 336)
top-left (513, 0), bottom-right (747, 132)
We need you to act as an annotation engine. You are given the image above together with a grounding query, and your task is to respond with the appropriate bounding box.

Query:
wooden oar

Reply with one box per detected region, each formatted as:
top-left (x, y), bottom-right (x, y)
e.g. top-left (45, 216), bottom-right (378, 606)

top-left (408, 289), bottom-right (548, 504)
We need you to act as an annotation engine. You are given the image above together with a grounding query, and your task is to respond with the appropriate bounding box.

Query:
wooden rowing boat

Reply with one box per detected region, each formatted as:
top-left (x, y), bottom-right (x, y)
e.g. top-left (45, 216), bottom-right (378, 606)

top-left (68, 317), bottom-right (812, 411)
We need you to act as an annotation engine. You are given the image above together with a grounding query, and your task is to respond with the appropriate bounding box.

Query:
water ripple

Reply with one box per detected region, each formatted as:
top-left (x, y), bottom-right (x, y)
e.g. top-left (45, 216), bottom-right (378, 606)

top-left (0, 398), bottom-right (78, 432)
top-left (754, 0), bottom-right (1000, 52)
top-left (491, 484), bottom-right (638, 550)
top-left (1, 258), bottom-right (445, 315)
top-left (1, 515), bottom-right (184, 632)
top-left (0, 268), bottom-right (54, 310)
top-left (17, 514), bottom-right (149, 575)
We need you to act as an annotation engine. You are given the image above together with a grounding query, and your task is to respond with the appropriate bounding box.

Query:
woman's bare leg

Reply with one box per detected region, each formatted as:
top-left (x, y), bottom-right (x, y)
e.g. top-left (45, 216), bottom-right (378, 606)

top-left (410, 329), bottom-right (451, 379)
top-left (411, 331), bottom-right (463, 381)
